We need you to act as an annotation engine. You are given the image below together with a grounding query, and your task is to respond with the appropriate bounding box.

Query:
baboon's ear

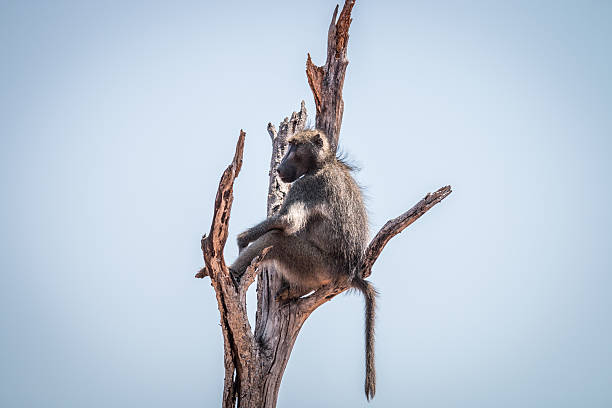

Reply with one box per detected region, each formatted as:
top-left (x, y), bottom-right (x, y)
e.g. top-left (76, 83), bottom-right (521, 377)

top-left (313, 133), bottom-right (324, 148)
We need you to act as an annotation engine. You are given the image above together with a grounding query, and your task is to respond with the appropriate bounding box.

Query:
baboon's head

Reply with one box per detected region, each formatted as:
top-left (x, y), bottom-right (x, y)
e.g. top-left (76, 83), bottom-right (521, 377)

top-left (277, 130), bottom-right (331, 183)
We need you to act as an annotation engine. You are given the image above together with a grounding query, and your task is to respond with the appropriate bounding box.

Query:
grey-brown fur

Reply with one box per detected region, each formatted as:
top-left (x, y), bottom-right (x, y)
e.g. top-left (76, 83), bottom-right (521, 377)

top-left (230, 129), bottom-right (377, 400)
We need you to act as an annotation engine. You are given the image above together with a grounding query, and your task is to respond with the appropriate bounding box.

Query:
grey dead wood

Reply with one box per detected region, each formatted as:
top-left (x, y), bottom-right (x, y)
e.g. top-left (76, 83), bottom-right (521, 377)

top-left (197, 1), bottom-right (452, 407)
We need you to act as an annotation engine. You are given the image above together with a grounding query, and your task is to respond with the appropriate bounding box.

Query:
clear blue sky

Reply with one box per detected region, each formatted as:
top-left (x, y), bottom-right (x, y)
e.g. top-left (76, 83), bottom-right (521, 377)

top-left (1, 1), bottom-right (611, 407)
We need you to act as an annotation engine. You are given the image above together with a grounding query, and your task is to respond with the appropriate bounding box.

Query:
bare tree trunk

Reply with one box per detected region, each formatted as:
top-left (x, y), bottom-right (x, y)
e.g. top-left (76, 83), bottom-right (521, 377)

top-left (197, 2), bottom-right (451, 407)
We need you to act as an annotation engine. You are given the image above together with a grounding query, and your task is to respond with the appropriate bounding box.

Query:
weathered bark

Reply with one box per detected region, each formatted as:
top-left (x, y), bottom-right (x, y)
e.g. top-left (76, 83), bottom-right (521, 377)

top-left (198, 2), bottom-right (452, 407)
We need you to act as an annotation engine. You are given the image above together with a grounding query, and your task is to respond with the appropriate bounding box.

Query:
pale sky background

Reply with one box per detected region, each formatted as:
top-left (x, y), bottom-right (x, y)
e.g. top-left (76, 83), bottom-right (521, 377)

top-left (1, 1), bottom-right (611, 407)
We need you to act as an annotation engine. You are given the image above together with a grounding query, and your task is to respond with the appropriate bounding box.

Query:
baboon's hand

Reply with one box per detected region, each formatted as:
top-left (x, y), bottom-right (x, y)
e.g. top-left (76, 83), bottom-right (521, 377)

top-left (237, 231), bottom-right (250, 253)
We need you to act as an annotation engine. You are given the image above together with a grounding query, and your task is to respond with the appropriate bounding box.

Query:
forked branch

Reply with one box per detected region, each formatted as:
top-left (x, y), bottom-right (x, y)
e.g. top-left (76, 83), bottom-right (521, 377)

top-left (197, 1), bottom-right (452, 407)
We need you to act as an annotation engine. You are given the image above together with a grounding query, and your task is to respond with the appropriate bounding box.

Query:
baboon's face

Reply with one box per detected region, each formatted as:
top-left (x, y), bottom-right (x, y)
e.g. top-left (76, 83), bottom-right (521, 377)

top-left (277, 142), bottom-right (319, 183)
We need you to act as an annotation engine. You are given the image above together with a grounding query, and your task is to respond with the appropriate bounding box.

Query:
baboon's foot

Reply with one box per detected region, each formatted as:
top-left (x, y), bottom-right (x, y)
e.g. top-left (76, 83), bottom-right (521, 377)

top-left (275, 287), bottom-right (292, 303)
top-left (275, 285), bottom-right (310, 303)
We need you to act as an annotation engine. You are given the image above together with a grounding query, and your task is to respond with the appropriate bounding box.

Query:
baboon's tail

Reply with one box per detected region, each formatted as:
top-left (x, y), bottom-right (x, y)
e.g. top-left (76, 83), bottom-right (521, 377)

top-left (351, 276), bottom-right (377, 401)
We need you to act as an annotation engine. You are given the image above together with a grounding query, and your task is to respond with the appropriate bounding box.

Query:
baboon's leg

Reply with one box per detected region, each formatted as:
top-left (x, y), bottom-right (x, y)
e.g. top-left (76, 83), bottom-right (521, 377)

top-left (230, 231), bottom-right (333, 297)
top-left (230, 230), bottom-right (281, 277)
top-left (268, 233), bottom-right (333, 292)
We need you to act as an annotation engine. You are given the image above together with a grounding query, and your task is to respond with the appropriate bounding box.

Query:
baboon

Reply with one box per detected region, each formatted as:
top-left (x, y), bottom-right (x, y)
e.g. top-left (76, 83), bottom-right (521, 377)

top-left (230, 129), bottom-right (377, 400)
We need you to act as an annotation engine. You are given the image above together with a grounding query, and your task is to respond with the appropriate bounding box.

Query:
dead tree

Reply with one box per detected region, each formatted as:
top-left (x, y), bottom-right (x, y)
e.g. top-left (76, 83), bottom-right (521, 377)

top-left (197, 1), bottom-right (451, 407)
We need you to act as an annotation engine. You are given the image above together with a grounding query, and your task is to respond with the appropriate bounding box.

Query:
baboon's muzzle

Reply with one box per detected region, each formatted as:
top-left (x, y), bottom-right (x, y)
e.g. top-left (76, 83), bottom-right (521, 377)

top-left (277, 164), bottom-right (297, 183)
top-left (277, 145), bottom-right (299, 183)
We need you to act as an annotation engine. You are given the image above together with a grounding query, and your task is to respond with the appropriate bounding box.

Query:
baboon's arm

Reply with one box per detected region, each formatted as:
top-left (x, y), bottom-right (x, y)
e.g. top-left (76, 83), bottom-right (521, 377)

top-left (236, 203), bottom-right (311, 251)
